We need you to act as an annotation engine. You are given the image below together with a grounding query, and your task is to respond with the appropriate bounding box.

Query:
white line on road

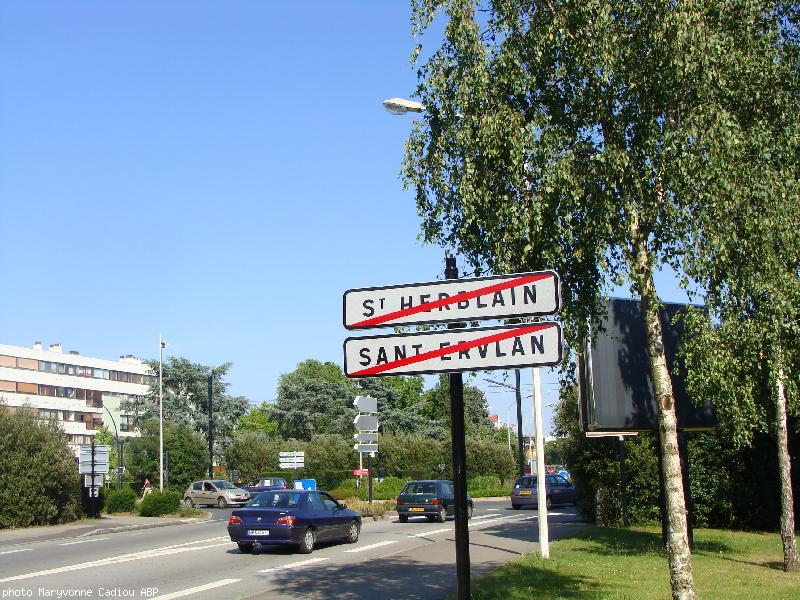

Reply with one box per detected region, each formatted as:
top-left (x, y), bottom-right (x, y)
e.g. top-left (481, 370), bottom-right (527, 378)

top-left (155, 579), bottom-right (240, 599)
top-left (59, 537), bottom-right (109, 546)
top-left (258, 557), bottom-right (329, 573)
top-left (0, 548), bottom-right (32, 555)
top-left (0, 537), bottom-right (231, 584)
top-left (471, 514), bottom-right (500, 520)
top-left (407, 528), bottom-right (450, 538)
top-left (343, 540), bottom-right (398, 553)
top-left (469, 515), bottom-right (518, 528)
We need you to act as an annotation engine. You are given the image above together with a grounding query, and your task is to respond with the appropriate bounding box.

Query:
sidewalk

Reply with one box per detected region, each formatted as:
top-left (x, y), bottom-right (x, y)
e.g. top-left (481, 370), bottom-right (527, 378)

top-left (0, 513), bottom-right (211, 547)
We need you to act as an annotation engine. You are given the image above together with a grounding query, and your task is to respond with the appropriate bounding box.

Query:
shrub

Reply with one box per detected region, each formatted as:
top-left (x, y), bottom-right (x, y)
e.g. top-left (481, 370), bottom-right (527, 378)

top-left (105, 488), bottom-right (138, 514)
top-left (0, 405), bottom-right (80, 528)
top-left (138, 490), bottom-right (181, 516)
top-left (468, 475), bottom-right (502, 491)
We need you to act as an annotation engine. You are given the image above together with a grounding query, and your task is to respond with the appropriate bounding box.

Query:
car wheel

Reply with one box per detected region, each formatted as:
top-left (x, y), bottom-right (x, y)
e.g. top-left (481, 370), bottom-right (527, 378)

top-left (546, 496), bottom-right (552, 510)
top-left (184, 497), bottom-right (194, 508)
top-left (398, 514), bottom-right (408, 523)
top-left (346, 520), bottom-right (360, 544)
top-left (466, 504), bottom-right (473, 520)
top-left (217, 497), bottom-right (227, 509)
top-left (298, 528), bottom-right (315, 554)
top-left (436, 507), bottom-right (447, 523)
top-left (512, 504), bottom-right (520, 510)
top-left (237, 542), bottom-right (253, 554)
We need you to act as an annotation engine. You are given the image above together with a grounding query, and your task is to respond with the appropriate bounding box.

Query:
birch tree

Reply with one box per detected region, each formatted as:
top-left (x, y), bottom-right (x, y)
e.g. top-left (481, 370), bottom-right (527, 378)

top-left (402, 1), bottom-right (798, 596)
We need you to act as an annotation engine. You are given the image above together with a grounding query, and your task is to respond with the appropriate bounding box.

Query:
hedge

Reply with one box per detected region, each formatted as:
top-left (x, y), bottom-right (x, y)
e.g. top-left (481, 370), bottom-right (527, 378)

top-left (105, 488), bottom-right (138, 514)
top-left (138, 490), bottom-right (181, 516)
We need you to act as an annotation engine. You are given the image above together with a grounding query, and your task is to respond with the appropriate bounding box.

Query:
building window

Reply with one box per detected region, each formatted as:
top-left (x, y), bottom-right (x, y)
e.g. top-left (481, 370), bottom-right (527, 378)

top-left (0, 380), bottom-right (15, 392)
top-left (17, 382), bottom-right (37, 394)
top-left (17, 358), bottom-right (38, 370)
top-left (0, 355), bottom-right (16, 368)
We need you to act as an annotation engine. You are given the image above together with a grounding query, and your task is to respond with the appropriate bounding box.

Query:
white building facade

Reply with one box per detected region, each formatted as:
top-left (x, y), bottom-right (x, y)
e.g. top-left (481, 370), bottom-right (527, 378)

top-left (0, 341), bottom-right (153, 451)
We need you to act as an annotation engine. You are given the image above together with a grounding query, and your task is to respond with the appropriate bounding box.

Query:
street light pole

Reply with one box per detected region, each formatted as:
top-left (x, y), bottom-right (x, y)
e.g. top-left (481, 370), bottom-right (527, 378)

top-left (102, 405), bottom-right (121, 490)
top-left (159, 335), bottom-right (166, 492)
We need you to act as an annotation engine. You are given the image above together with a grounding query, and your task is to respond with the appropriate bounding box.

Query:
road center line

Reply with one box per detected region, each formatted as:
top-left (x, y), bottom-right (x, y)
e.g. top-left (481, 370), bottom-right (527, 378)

top-left (343, 540), bottom-right (398, 553)
top-left (0, 548), bottom-right (32, 555)
top-left (258, 557), bottom-right (329, 573)
top-left (155, 579), bottom-right (240, 600)
top-left (59, 537), bottom-right (109, 546)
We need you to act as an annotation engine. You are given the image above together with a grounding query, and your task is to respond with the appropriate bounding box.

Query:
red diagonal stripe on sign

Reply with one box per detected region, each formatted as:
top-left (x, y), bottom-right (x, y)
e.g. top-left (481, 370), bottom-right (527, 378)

top-left (350, 323), bottom-right (555, 377)
top-left (350, 273), bottom-right (553, 328)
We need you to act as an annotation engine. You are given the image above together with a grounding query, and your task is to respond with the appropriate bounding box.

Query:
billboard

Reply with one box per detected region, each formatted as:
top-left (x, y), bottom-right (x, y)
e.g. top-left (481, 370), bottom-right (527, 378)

top-left (579, 298), bottom-right (715, 432)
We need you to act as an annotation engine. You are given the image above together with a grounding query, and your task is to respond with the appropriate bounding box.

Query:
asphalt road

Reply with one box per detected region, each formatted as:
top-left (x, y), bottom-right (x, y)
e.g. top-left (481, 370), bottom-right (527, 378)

top-left (0, 501), bottom-right (585, 600)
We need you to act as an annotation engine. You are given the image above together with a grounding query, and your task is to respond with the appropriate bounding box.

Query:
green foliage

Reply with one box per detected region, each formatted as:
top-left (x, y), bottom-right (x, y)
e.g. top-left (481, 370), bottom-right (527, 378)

top-left (104, 488), bottom-right (138, 514)
top-left (138, 490), bottom-right (181, 517)
top-left (125, 419), bottom-right (208, 492)
top-left (468, 475), bottom-right (502, 490)
top-left (237, 402), bottom-right (278, 437)
top-left (0, 404), bottom-right (80, 528)
top-left (225, 433), bottom-right (305, 482)
top-left (123, 357), bottom-right (248, 463)
top-left (93, 426), bottom-right (118, 471)
top-left (421, 375), bottom-right (494, 436)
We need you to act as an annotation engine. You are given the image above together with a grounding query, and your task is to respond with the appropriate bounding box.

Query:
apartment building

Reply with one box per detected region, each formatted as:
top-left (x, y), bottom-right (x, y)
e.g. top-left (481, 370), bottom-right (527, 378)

top-left (0, 341), bottom-right (153, 451)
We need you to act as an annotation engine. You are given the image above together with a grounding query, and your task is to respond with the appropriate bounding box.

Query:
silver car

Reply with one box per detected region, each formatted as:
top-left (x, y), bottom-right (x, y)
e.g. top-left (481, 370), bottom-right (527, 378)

top-left (184, 479), bottom-right (250, 508)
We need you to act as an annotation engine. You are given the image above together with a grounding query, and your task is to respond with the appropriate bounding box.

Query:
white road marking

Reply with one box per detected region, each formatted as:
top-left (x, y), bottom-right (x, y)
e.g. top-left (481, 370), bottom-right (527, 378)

top-left (470, 514), bottom-right (499, 520)
top-left (0, 537), bottom-right (231, 584)
top-left (343, 540), bottom-right (398, 553)
top-left (59, 537), bottom-right (109, 546)
top-left (0, 548), bottom-right (32, 555)
top-left (155, 579), bottom-right (240, 599)
top-left (258, 557), bottom-right (329, 573)
top-left (487, 508), bottom-right (501, 512)
top-left (469, 515), bottom-right (517, 528)
top-left (408, 528), bottom-right (450, 538)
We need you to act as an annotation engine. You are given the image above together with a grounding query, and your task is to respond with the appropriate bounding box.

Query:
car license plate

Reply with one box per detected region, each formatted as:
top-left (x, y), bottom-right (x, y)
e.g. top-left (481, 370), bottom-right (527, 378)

top-left (409, 507), bottom-right (425, 512)
top-left (520, 491), bottom-right (532, 495)
top-left (247, 529), bottom-right (270, 535)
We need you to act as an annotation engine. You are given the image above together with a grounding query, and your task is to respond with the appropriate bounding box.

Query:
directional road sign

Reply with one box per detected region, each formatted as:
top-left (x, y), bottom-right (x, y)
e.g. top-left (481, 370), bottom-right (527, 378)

top-left (79, 462), bottom-right (110, 474)
top-left (344, 271), bottom-right (560, 330)
top-left (344, 322), bottom-right (562, 378)
top-left (354, 432), bottom-right (379, 443)
top-left (353, 443), bottom-right (379, 453)
top-left (354, 414), bottom-right (379, 431)
top-left (353, 395), bottom-right (377, 413)
top-left (279, 451), bottom-right (305, 458)
top-left (84, 475), bottom-right (105, 487)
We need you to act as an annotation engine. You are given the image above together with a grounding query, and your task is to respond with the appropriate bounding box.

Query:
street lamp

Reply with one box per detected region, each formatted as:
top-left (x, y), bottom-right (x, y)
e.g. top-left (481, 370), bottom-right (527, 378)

top-left (159, 335), bottom-right (167, 492)
top-left (382, 97), bottom-right (424, 115)
top-left (102, 405), bottom-right (121, 490)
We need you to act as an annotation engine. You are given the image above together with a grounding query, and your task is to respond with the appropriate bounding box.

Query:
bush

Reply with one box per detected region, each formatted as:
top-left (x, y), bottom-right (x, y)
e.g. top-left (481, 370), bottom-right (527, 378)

top-left (0, 405), bottom-right (80, 528)
top-left (468, 475), bottom-right (502, 491)
top-left (105, 488), bottom-right (138, 514)
top-left (138, 490), bottom-right (181, 516)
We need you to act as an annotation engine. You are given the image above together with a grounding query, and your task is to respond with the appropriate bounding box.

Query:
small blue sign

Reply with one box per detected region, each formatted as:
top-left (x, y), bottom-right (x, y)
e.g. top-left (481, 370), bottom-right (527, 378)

top-left (293, 479), bottom-right (316, 491)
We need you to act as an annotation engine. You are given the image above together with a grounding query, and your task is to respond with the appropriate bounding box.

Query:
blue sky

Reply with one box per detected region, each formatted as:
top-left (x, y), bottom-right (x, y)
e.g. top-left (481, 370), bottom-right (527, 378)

top-left (0, 2), bottom-right (689, 436)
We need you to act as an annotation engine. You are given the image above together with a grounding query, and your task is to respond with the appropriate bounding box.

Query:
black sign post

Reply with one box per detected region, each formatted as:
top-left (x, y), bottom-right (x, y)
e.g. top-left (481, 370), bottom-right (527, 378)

top-left (90, 440), bottom-right (96, 519)
top-left (445, 256), bottom-right (471, 600)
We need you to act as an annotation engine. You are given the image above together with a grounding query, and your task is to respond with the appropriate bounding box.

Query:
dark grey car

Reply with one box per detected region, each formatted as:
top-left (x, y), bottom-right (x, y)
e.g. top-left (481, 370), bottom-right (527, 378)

top-left (395, 480), bottom-right (473, 523)
top-left (511, 474), bottom-right (576, 510)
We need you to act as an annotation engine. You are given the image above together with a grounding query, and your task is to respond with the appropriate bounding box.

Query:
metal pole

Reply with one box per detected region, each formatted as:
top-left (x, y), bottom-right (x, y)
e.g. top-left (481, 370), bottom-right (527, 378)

top-left (103, 405), bottom-right (120, 490)
top-left (91, 439), bottom-right (96, 518)
top-left (618, 435), bottom-right (629, 527)
top-left (159, 335), bottom-right (164, 492)
top-left (208, 372), bottom-right (214, 479)
top-left (533, 367), bottom-right (549, 557)
top-left (515, 369), bottom-right (525, 477)
top-left (507, 409), bottom-right (511, 450)
top-left (367, 453), bottom-right (373, 504)
top-left (445, 256), bottom-right (470, 600)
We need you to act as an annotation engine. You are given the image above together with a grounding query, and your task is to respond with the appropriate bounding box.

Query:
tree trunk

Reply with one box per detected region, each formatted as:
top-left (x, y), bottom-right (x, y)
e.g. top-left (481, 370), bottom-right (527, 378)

top-left (774, 352), bottom-right (798, 571)
top-left (629, 209), bottom-right (696, 600)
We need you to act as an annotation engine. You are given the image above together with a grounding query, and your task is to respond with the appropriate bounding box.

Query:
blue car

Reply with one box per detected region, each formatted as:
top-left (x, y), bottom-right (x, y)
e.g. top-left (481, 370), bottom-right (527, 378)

top-left (227, 490), bottom-right (361, 554)
top-left (242, 477), bottom-right (288, 495)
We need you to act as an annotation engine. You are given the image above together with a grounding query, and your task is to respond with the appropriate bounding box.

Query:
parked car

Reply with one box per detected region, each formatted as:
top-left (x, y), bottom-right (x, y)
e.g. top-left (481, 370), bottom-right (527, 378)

top-left (227, 490), bottom-right (361, 554)
top-left (242, 477), bottom-right (288, 495)
top-left (184, 480), bottom-right (251, 508)
top-left (511, 474), bottom-right (576, 510)
top-left (395, 480), bottom-right (473, 523)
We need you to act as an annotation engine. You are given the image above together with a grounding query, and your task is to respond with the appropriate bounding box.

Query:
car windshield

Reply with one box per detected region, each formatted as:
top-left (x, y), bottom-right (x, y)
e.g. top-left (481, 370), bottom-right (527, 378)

top-left (402, 482), bottom-right (437, 495)
top-left (212, 480), bottom-right (237, 490)
top-left (248, 492), bottom-right (303, 508)
top-left (515, 477), bottom-right (537, 488)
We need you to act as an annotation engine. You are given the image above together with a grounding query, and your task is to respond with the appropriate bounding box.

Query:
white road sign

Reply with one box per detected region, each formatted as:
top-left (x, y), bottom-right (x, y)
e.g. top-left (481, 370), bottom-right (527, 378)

top-left (344, 322), bottom-right (562, 378)
top-left (84, 475), bottom-right (104, 487)
top-left (343, 271), bottom-right (560, 330)
top-left (353, 395), bottom-right (378, 413)
top-left (353, 443), bottom-right (379, 453)
top-left (354, 432), bottom-right (379, 443)
top-left (354, 414), bottom-right (379, 431)
top-left (279, 451), bottom-right (305, 458)
top-left (79, 445), bottom-right (109, 464)
top-left (79, 462), bottom-right (110, 474)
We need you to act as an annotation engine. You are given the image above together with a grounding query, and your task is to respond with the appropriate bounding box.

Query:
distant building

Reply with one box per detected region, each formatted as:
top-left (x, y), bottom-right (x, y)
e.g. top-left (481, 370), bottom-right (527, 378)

top-left (0, 341), bottom-right (152, 452)
top-left (489, 414), bottom-right (500, 429)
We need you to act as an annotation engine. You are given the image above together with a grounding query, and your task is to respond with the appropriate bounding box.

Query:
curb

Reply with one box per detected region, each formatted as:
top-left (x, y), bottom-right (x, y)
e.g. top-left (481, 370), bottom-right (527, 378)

top-left (80, 517), bottom-right (211, 537)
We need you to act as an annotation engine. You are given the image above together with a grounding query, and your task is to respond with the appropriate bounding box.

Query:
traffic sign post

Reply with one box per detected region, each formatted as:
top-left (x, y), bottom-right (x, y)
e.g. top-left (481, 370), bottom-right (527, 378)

top-left (342, 259), bottom-right (562, 600)
top-left (352, 395), bottom-right (378, 503)
top-left (278, 451), bottom-right (305, 470)
top-left (79, 442), bottom-right (110, 518)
